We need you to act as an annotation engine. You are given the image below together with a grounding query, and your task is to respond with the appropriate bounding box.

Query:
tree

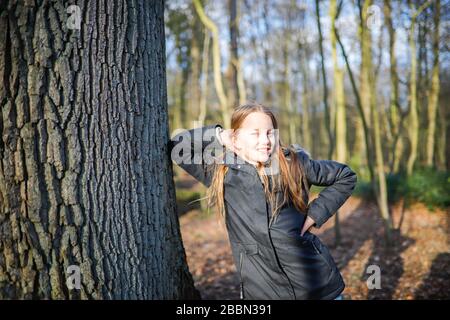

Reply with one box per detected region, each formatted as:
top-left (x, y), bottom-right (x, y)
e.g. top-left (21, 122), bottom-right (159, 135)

top-left (281, 0), bottom-right (298, 145)
top-left (359, 0), bottom-right (393, 244)
top-left (335, 0), bottom-right (393, 245)
top-left (330, 0), bottom-right (346, 246)
top-left (193, 0), bottom-right (231, 127)
top-left (297, 42), bottom-right (312, 153)
top-left (384, 0), bottom-right (405, 174)
top-left (426, 0), bottom-right (441, 167)
top-left (158, 3), bottom-right (192, 178)
top-left (315, 0), bottom-right (334, 159)
top-left (406, 0), bottom-right (432, 175)
top-left (0, 0), bottom-right (199, 299)
top-left (227, 0), bottom-right (246, 107)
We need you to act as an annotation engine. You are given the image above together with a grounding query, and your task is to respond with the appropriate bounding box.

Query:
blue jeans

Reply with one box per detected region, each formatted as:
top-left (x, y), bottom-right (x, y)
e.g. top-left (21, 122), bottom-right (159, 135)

top-left (334, 294), bottom-right (344, 300)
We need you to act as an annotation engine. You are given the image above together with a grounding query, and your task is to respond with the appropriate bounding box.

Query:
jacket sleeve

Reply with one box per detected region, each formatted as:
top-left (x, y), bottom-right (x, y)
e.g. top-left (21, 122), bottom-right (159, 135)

top-left (297, 150), bottom-right (357, 228)
top-left (169, 124), bottom-right (223, 187)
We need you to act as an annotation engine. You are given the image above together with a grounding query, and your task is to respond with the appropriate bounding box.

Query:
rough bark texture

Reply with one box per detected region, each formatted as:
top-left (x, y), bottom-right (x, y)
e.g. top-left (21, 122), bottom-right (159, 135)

top-left (0, 0), bottom-right (199, 299)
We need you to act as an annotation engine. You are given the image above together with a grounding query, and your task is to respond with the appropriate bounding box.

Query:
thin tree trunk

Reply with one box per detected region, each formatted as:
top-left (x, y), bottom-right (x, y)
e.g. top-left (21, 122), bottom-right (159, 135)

top-left (426, 0), bottom-right (440, 167)
top-left (227, 0), bottom-right (239, 109)
top-left (336, 0), bottom-right (392, 245)
top-left (361, 0), bottom-right (392, 245)
top-left (299, 47), bottom-right (312, 152)
top-left (228, 0), bottom-right (246, 105)
top-left (282, 38), bottom-right (296, 145)
top-left (189, 10), bottom-right (203, 126)
top-left (193, 0), bottom-right (231, 127)
top-left (407, 0), bottom-right (432, 175)
top-left (0, 0), bottom-right (199, 299)
top-left (315, 0), bottom-right (334, 159)
top-left (436, 99), bottom-right (447, 171)
top-left (262, 0), bottom-right (273, 105)
top-left (335, 23), bottom-right (374, 182)
top-left (198, 30), bottom-right (211, 124)
top-left (330, 0), bottom-right (346, 246)
top-left (384, 0), bottom-right (404, 174)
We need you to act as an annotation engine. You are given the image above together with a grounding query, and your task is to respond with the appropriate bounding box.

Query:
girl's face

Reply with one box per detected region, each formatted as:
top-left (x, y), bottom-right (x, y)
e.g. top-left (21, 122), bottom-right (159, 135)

top-left (233, 112), bottom-right (277, 165)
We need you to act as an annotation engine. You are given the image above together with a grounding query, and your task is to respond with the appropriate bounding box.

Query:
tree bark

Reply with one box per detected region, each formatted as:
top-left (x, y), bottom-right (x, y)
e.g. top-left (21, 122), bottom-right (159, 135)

top-left (227, 0), bottom-right (246, 107)
top-left (315, 0), bottom-right (334, 159)
top-left (407, 0), bottom-right (432, 175)
top-left (426, 0), bottom-right (440, 167)
top-left (298, 45), bottom-right (312, 153)
top-left (361, 0), bottom-right (393, 245)
top-left (330, 0), bottom-right (345, 246)
top-left (193, 0), bottom-right (231, 127)
top-left (198, 30), bottom-right (211, 124)
top-left (0, 0), bottom-right (199, 299)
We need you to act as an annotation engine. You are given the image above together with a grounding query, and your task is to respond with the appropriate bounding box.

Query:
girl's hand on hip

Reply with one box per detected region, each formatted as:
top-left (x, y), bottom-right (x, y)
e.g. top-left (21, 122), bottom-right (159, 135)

top-left (300, 216), bottom-right (316, 236)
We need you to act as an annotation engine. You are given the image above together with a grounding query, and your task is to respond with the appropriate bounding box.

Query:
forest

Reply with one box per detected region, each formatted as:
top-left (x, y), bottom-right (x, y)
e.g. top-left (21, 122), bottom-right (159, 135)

top-left (166, 0), bottom-right (449, 300)
top-left (0, 0), bottom-right (448, 300)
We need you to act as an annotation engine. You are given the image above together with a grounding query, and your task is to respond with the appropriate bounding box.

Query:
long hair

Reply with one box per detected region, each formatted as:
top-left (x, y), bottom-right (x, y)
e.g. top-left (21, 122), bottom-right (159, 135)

top-left (206, 101), bottom-right (310, 227)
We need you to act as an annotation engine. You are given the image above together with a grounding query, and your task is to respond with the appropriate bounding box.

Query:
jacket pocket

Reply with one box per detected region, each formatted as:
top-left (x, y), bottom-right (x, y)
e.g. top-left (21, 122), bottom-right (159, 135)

top-left (311, 236), bottom-right (336, 272)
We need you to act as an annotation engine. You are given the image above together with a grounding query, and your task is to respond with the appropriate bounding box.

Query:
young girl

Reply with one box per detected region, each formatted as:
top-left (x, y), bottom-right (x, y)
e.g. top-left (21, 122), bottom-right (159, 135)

top-left (170, 102), bottom-right (357, 300)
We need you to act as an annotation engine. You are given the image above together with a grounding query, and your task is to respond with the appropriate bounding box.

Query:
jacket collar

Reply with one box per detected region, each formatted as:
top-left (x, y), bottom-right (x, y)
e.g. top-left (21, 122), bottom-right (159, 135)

top-left (221, 150), bottom-right (257, 176)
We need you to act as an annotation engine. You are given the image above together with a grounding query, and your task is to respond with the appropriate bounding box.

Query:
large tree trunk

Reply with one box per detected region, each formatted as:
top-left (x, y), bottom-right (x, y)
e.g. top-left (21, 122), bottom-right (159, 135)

top-left (0, 0), bottom-right (199, 299)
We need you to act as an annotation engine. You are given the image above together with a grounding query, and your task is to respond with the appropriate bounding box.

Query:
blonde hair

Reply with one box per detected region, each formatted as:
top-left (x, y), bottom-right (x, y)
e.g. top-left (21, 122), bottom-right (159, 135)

top-left (206, 101), bottom-right (309, 227)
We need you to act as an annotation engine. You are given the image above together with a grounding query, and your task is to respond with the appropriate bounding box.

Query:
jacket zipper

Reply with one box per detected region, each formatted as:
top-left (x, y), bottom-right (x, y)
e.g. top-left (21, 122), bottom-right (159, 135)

top-left (256, 168), bottom-right (296, 299)
top-left (239, 250), bottom-right (245, 299)
top-left (264, 190), bottom-right (297, 299)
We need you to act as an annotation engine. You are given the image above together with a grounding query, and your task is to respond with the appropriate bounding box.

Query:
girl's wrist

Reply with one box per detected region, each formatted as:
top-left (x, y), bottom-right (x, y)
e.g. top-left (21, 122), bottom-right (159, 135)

top-left (216, 126), bottom-right (224, 145)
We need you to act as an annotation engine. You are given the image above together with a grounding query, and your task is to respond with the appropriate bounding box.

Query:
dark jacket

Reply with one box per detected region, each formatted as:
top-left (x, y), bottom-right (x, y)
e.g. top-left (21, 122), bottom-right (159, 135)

top-left (170, 124), bottom-right (357, 300)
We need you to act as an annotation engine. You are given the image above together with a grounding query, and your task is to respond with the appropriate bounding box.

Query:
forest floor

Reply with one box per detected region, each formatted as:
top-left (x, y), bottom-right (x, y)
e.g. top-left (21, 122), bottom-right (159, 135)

top-left (175, 170), bottom-right (450, 300)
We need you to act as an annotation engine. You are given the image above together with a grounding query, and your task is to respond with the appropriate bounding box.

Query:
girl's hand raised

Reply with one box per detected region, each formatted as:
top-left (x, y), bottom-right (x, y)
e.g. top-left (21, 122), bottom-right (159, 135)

top-left (218, 128), bottom-right (239, 154)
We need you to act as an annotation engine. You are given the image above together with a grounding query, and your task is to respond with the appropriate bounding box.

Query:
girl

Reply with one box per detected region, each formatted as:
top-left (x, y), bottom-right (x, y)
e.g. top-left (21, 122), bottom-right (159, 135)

top-left (170, 102), bottom-right (357, 300)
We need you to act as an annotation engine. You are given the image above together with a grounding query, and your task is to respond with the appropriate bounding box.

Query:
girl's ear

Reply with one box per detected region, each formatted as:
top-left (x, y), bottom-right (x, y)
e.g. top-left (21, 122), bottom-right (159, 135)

top-left (231, 131), bottom-right (242, 151)
top-left (231, 128), bottom-right (239, 142)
